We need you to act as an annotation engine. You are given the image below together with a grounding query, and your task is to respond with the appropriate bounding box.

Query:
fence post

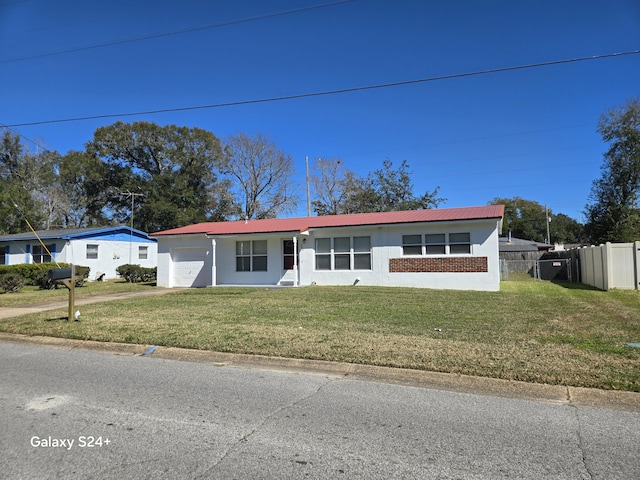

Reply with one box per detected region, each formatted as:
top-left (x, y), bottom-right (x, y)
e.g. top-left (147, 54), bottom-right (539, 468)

top-left (604, 242), bottom-right (613, 291)
top-left (635, 241), bottom-right (640, 291)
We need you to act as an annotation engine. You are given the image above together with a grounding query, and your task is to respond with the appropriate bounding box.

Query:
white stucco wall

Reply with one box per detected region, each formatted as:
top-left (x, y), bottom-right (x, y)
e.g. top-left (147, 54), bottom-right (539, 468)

top-left (215, 235), bottom-right (289, 286)
top-left (156, 234), bottom-right (213, 288)
top-left (2, 239), bottom-right (157, 281)
top-left (64, 239), bottom-right (157, 280)
top-left (298, 219), bottom-right (500, 291)
top-left (155, 218), bottom-right (501, 291)
top-left (156, 233), bottom-right (299, 288)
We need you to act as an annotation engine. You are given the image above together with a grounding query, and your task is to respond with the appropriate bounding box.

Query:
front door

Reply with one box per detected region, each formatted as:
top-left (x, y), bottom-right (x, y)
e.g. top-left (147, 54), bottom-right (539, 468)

top-left (281, 239), bottom-right (298, 285)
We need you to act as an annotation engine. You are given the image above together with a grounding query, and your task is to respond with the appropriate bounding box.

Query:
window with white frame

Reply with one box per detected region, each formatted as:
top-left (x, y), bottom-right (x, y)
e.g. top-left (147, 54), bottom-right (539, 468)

top-left (402, 233), bottom-right (471, 256)
top-left (236, 240), bottom-right (267, 272)
top-left (139, 245), bottom-right (148, 260)
top-left (425, 234), bottom-right (446, 254)
top-left (334, 237), bottom-right (351, 270)
top-left (86, 244), bottom-right (99, 260)
top-left (315, 236), bottom-right (371, 271)
top-left (32, 244), bottom-right (53, 263)
top-left (402, 234), bottom-right (422, 255)
top-left (315, 238), bottom-right (331, 270)
top-left (353, 236), bottom-right (372, 269)
top-left (449, 233), bottom-right (471, 254)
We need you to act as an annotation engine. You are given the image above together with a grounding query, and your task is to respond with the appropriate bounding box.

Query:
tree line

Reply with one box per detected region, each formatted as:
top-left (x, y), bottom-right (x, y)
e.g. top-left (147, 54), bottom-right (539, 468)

top-left (1, 97), bottom-right (638, 244)
top-left (0, 122), bottom-right (442, 234)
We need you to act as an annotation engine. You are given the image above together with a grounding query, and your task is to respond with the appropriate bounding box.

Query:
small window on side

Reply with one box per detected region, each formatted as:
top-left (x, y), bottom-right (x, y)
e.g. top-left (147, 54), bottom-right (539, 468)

top-left (86, 244), bottom-right (99, 260)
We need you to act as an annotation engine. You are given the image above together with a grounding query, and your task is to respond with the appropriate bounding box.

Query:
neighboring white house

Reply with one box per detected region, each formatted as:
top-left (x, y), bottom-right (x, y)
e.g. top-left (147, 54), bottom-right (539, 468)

top-left (151, 205), bottom-right (505, 291)
top-left (0, 226), bottom-right (157, 280)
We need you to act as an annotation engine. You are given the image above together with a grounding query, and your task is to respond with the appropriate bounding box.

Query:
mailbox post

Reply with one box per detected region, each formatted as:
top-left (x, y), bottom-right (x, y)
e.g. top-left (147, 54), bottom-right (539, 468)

top-left (47, 264), bottom-right (76, 321)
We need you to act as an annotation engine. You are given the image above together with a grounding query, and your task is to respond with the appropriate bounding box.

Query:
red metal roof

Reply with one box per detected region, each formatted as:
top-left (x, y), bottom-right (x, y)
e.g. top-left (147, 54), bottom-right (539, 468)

top-left (151, 205), bottom-right (504, 237)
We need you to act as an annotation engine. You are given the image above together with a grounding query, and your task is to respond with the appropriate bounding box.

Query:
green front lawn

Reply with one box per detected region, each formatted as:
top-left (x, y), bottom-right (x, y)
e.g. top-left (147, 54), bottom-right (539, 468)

top-left (1, 281), bottom-right (639, 391)
top-left (0, 280), bottom-right (157, 307)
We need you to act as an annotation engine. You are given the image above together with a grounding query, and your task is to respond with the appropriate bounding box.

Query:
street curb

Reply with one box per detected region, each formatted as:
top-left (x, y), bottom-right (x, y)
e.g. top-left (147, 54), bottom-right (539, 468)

top-left (2, 332), bottom-right (639, 413)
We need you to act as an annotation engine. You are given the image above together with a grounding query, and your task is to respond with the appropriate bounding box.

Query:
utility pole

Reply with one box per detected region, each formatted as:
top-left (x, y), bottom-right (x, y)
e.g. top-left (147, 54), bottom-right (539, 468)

top-left (120, 191), bottom-right (144, 264)
top-left (306, 156), bottom-right (311, 217)
top-left (545, 204), bottom-right (551, 245)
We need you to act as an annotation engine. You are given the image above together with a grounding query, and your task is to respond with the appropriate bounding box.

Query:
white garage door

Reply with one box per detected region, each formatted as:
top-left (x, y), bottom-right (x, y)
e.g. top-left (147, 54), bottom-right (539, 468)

top-left (171, 248), bottom-right (208, 287)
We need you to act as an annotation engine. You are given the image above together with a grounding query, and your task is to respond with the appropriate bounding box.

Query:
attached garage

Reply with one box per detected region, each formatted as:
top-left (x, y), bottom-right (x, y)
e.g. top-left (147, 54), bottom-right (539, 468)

top-left (170, 248), bottom-right (209, 287)
top-left (153, 206), bottom-right (506, 291)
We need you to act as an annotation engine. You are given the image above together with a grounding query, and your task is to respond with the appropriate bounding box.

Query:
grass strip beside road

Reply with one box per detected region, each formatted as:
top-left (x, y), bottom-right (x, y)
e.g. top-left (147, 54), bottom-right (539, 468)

top-left (0, 280), bottom-right (157, 307)
top-left (1, 281), bottom-right (639, 391)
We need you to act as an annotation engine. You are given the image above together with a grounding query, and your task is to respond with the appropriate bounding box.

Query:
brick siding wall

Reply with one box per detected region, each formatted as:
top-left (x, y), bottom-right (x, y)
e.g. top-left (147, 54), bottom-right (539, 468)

top-left (389, 257), bottom-right (488, 273)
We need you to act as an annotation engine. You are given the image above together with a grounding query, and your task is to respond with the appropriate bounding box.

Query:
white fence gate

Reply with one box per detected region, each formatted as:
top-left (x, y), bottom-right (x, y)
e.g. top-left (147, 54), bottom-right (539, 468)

top-left (578, 242), bottom-right (640, 290)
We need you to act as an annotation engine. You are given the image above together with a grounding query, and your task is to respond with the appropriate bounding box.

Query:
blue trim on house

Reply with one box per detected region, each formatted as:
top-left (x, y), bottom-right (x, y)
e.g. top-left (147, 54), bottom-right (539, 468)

top-left (62, 227), bottom-right (156, 243)
top-left (77, 231), bottom-right (156, 243)
top-left (0, 226), bottom-right (156, 244)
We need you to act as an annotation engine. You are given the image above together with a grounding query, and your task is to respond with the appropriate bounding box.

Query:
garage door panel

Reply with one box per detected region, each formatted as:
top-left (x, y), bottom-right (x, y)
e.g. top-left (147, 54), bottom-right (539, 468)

top-left (171, 248), bottom-right (208, 287)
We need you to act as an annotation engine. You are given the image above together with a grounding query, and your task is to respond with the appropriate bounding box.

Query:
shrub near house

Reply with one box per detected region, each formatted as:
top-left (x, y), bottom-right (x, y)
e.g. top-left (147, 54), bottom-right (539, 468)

top-left (0, 263), bottom-right (90, 290)
top-left (0, 273), bottom-right (25, 293)
top-left (116, 264), bottom-right (157, 283)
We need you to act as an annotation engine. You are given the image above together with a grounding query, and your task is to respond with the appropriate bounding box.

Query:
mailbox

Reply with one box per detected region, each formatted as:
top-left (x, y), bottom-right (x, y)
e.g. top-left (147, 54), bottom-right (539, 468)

top-left (48, 268), bottom-right (73, 281)
top-left (47, 264), bottom-right (79, 321)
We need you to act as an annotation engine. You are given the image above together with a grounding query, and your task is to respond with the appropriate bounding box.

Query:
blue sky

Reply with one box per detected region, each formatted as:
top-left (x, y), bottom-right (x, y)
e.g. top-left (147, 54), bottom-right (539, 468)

top-left (1, 0), bottom-right (639, 221)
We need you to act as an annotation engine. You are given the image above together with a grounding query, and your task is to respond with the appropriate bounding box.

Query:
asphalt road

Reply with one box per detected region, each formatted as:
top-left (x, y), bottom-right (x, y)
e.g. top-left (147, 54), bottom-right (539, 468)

top-left (1, 339), bottom-right (639, 479)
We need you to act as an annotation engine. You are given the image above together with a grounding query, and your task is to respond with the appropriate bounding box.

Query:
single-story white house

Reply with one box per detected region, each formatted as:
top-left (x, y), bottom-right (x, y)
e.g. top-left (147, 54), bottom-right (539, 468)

top-left (0, 226), bottom-right (157, 280)
top-left (151, 205), bottom-right (505, 291)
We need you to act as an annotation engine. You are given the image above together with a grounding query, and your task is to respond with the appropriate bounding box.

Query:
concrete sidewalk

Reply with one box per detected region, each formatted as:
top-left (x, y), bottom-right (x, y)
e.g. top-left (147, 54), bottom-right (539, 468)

top-left (0, 288), bottom-right (175, 320)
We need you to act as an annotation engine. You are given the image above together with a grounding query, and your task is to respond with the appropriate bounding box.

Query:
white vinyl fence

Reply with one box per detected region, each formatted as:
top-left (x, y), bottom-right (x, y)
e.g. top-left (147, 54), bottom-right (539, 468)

top-left (578, 242), bottom-right (640, 290)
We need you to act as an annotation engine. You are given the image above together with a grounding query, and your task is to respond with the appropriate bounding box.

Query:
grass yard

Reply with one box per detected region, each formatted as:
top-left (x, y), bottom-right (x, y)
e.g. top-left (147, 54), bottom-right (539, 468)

top-left (1, 281), bottom-right (639, 391)
top-left (0, 280), bottom-right (157, 307)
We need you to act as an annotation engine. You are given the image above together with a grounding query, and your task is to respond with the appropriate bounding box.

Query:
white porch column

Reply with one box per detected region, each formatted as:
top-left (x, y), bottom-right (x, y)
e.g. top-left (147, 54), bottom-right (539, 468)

top-left (293, 236), bottom-right (298, 287)
top-left (210, 237), bottom-right (217, 287)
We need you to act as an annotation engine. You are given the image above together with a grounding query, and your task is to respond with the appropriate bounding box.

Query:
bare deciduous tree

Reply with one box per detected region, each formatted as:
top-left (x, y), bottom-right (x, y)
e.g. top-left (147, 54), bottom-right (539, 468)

top-left (224, 133), bottom-right (297, 220)
top-left (311, 157), bottom-right (358, 215)
top-left (312, 158), bottom-right (443, 215)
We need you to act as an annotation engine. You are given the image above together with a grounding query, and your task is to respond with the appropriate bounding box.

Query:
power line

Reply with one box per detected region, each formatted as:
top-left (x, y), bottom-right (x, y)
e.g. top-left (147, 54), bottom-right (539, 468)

top-left (0, 123), bottom-right (47, 151)
top-left (5, 50), bottom-right (639, 128)
top-left (0, 0), bottom-right (355, 64)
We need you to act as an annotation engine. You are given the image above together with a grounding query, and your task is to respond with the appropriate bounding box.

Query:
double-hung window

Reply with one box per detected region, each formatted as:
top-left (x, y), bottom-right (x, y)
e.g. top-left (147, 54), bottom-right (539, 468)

top-left (402, 233), bottom-right (472, 256)
top-left (315, 236), bottom-right (371, 270)
top-left (334, 237), bottom-right (351, 270)
top-left (353, 236), bottom-right (372, 269)
top-left (402, 235), bottom-right (422, 255)
top-left (236, 240), bottom-right (267, 272)
top-left (138, 246), bottom-right (148, 260)
top-left (315, 238), bottom-right (332, 270)
top-left (32, 245), bottom-right (52, 264)
top-left (449, 233), bottom-right (471, 254)
top-left (425, 234), bottom-right (446, 254)
top-left (86, 244), bottom-right (99, 260)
